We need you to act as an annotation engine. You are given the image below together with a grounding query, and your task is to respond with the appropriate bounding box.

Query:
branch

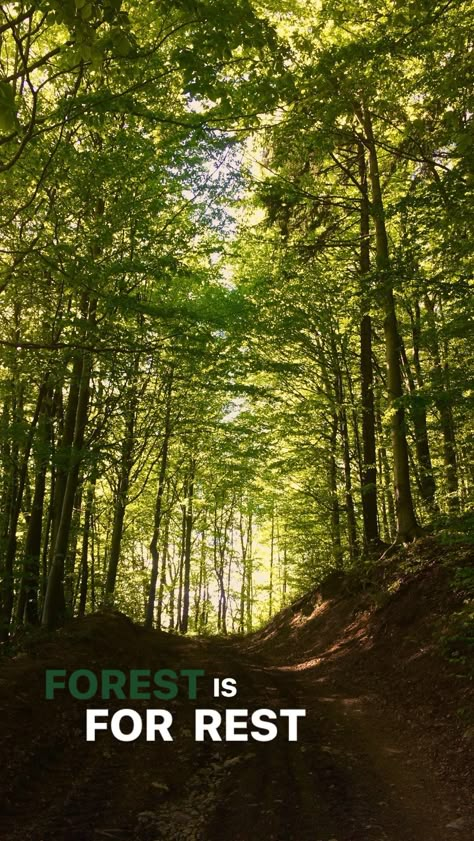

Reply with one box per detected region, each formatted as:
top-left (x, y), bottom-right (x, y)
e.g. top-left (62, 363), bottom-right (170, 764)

top-left (0, 6), bottom-right (35, 35)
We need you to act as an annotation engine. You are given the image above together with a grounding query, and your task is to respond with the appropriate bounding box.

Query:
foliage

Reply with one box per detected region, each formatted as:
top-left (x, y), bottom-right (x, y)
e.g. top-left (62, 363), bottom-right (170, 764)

top-left (0, 0), bottom-right (472, 639)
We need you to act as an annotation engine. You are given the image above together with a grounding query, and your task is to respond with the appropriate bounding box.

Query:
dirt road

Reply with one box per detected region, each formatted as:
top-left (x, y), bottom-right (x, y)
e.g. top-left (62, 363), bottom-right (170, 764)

top-left (0, 612), bottom-right (472, 841)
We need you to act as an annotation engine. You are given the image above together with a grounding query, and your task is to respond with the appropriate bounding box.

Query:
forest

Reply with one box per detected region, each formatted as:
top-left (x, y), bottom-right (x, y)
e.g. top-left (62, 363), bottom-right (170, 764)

top-left (0, 0), bottom-right (472, 641)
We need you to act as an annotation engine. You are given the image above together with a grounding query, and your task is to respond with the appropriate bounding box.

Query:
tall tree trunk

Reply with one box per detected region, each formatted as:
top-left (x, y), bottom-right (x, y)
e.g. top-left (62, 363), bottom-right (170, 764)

top-left (424, 294), bottom-right (459, 512)
top-left (245, 517), bottom-right (253, 633)
top-left (281, 534), bottom-right (288, 607)
top-left (177, 483), bottom-right (187, 631)
top-left (214, 500), bottom-right (228, 634)
top-left (329, 413), bottom-right (342, 566)
top-left (42, 298), bottom-right (95, 629)
top-left (156, 501), bottom-right (171, 630)
top-left (16, 463), bottom-right (47, 625)
top-left (358, 140), bottom-right (380, 548)
top-left (239, 507), bottom-right (250, 634)
top-left (105, 393), bottom-right (138, 603)
top-left (64, 486), bottom-right (82, 616)
top-left (169, 558), bottom-right (177, 631)
top-left (48, 356), bottom-right (83, 573)
top-left (268, 504), bottom-right (275, 619)
top-left (400, 338), bottom-right (437, 510)
top-left (180, 459), bottom-right (195, 634)
top-left (375, 386), bottom-right (396, 541)
top-left (16, 390), bottom-right (52, 625)
top-left (1, 381), bottom-right (46, 638)
top-left (145, 371), bottom-right (173, 629)
top-left (194, 525), bottom-right (206, 632)
top-left (226, 526), bottom-right (234, 630)
top-left (335, 366), bottom-right (359, 561)
top-left (78, 474), bottom-right (96, 618)
top-left (360, 104), bottom-right (421, 541)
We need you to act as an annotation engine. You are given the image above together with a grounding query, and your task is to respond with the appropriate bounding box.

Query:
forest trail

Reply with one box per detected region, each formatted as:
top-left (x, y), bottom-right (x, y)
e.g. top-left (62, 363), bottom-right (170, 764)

top-left (1, 563), bottom-right (473, 841)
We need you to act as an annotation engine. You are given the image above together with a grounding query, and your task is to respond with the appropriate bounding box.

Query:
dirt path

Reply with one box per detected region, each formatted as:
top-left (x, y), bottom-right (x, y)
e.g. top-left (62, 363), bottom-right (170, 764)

top-left (1, 619), bottom-right (472, 841)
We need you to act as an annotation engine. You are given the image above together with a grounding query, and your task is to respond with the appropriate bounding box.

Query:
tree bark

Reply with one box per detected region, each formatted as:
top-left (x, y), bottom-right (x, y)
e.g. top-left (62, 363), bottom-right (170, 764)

top-left (42, 297), bottom-right (95, 629)
top-left (424, 294), bottom-right (459, 511)
top-left (360, 104), bottom-right (421, 541)
top-left (358, 140), bottom-right (380, 548)
top-left (1, 381), bottom-right (46, 638)
top-left (145, 371), bottom-right (173, 629)
top-left (180, 459), bottom-right (195, 634)
top-left (335, 366), bottom-right (359, 561)
top-left (78, 474), bottom-right (96, 618)
top-left (16, 389), bottom-right (52, 625)
top-left (268, 504), bottom-right (275, 619)
top-left (400, 337), bottom-right (437, 510)
top-left (156, 500), bottom-right (171, 630)
top-left (329, 412), bottom-right (343, 565)
top-left (105, 394), bottom-right (138, 602)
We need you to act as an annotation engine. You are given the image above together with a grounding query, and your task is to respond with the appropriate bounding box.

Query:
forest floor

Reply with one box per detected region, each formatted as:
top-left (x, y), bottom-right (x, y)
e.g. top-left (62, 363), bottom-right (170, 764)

top-left (1, 539), bottom-right (473, 841)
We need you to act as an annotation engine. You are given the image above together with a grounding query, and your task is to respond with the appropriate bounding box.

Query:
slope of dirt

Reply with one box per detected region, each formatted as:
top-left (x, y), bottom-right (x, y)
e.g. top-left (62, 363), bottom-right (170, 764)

top-left (1, 540), bottom-right (473, 841)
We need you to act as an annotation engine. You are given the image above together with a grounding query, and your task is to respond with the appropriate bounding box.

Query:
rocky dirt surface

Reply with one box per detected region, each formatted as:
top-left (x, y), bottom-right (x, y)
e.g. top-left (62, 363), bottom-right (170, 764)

top-left (1, 540), bottom-right (473, 841)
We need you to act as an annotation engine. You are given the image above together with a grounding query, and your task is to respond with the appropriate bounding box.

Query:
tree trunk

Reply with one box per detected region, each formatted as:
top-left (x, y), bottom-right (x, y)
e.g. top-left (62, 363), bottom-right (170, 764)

top-left (424, 294), bottom-right (459, 512)
top-left (194, 526), bottom-right (206, 632)
top-left (245, 517), bottom-right (253, 633)
top-left (42, 298), bottom-right (95, 629)
top-left (177, 484), bottom-right (187, 631)
top-left (268, 504), bottom-right (275, 619)
top-left (16, 390), bottom-right (52, 625)
top-left (329, 413), bottom-right (342, 565)
top-left (48, 356), bottom-right (83, 573)
top-left (375, 386), bottom-right (396, 541)
top-left (78, 475), bottom-right (96, 618)
top-left (358, 140), bottom-right (380, 548)
top-left (145, 371), bottom-right (173, 629)
top-left (239, 508), bottom-right (250, 633)
top-left (156, 501), bottom-right (171, 630)
top-left (400, 338), bottom-right (437, 510)
top-left (180, 459), bottom-right (195, 634)
top-left (360, 104), bottom-right (421, 541)
top-left (105, 396), bottom-right (137, 602)
top-left (64, 485), bottom-right (82, 616)
top-left (1, 381), bottom-right (46, 638)
top-left (335, 366), bottom-right (359, 561)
